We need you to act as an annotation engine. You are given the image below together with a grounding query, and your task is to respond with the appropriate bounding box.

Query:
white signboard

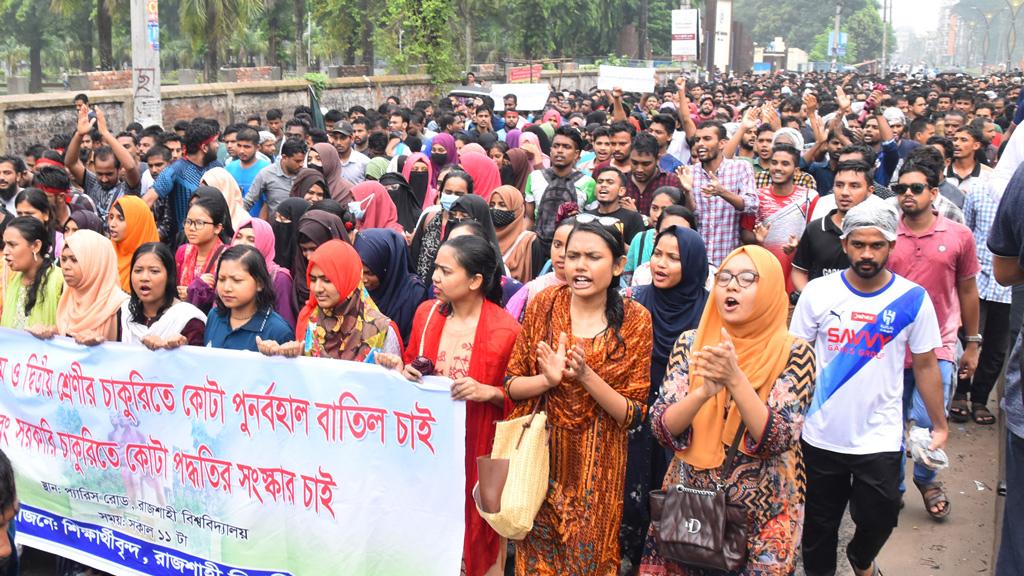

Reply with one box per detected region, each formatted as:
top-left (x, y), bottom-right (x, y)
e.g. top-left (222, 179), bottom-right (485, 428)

top-left (671, 9), bottom-right (699, 61)
top-left (713, 0), bottom-right (733, 71)
top-left (489, 83), bottom-right (551, 112)
top-left (597, 65), bottom-right (656, 94)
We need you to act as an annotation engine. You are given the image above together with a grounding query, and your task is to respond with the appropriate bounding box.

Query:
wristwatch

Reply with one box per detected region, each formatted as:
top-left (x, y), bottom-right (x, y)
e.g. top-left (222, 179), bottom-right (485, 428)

top-left (965, 335), bottom-right (984, 345)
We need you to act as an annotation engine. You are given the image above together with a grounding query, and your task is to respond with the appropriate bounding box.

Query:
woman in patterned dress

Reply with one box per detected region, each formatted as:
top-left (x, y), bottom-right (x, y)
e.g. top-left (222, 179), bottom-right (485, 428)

top-left (639, 246), bottom-right (816, 576)
top-left (505, 219), bottom-right (653, 575)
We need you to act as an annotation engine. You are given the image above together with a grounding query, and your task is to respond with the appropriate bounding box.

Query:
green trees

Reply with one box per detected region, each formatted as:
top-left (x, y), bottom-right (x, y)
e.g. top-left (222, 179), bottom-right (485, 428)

top-left (180, 0), bottom-right (264, 81)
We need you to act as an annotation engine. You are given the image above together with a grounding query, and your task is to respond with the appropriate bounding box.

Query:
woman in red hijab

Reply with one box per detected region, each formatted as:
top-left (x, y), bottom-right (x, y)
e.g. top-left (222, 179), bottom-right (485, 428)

top-left (458, 152), bottom-right (502, 202)
top-left (349, 181), bottom-right (404, 234)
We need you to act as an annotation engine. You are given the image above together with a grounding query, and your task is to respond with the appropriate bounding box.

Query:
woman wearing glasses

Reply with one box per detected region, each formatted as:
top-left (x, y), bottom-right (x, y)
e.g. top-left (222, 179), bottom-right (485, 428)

top-left (175, 191), bottom-right (231, 313)
top-left (506, 219), bottom-right (652, 575)
top-left (638, 246), bottom-right (816, 576)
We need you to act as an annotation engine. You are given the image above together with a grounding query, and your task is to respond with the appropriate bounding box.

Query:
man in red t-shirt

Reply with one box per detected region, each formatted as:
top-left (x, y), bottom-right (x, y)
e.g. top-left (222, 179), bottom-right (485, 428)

top-left (742, 143), bottom-right (818, 293)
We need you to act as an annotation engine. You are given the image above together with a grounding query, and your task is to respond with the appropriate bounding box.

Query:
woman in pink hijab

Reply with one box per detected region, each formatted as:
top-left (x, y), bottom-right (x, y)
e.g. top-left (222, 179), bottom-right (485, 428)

top-left (350, 181), bottom-right (404, 234)
top-left (401, 152), bottom-right (437, 208)
top-left (458, 152), bottom-right (502, 201)
top-left (518, 131), bottom-right (550, 169)
top-left (233, 216), bottom-right (296, 327)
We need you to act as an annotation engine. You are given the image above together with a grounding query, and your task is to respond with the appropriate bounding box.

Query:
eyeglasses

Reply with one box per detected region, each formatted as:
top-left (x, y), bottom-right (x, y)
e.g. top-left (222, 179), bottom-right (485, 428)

top-left (891, 182), bottom-right (929, 196)
top-left (183, 219), bottom-right (214, 229)
top-left (714, 271), bottom-right (759, 288)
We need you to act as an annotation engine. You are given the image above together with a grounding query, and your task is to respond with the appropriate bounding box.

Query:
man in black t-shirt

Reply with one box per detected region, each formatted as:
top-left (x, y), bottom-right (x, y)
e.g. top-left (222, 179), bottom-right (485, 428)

top-left (587, 165), bottom-right (646, 248)
top-left (792, 161), bottom-right (877, 291)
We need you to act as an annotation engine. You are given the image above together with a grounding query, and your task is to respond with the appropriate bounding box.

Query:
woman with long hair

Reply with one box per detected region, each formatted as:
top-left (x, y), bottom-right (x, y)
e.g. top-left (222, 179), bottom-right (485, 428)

top-left (2, 216), bottom-right (63, 329)
top-left (204, 245), bottom-right (292, 352)
top-left (121, 242), bottom-right (206, 348)
top-left (175, 195), bottom-right (230, 313)
top-left (377, 234), bottom-right (521, 576)
top-left (506, 220), bottom-right (653, 575)
top-left (638, 246), bottom-right (816, 575)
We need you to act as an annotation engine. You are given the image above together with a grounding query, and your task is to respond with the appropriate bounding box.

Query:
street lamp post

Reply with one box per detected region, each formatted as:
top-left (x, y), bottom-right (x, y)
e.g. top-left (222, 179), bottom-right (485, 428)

top-left (1006, 0), bottom-right (1024, 69)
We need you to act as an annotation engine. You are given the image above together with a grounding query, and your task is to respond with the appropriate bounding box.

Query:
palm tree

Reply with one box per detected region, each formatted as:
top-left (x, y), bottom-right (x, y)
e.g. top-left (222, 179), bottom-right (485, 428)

top-left (181, 0), bottom-right (264, 81)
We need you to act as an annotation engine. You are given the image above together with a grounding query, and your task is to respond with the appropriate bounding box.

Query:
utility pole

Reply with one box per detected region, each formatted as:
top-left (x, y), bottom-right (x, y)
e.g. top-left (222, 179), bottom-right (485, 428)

top-left (881, 0), bottom-right (888, 76)
top-left (130, 0), bottom-right (162, 128)
top-left (832, 4), bottom-right (842, 71)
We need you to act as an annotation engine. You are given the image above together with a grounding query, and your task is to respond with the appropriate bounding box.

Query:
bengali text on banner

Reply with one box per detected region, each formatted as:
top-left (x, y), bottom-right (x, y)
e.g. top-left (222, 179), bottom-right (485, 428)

top-left (0, 328), bottom-right (466, 576)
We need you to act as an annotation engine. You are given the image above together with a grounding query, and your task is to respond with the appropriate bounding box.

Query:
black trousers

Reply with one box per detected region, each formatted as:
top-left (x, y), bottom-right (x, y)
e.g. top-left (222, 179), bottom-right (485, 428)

top-left (801, 441), bottom-right (902, 576)
top-left (956, 299), bottom-right (1012, 405)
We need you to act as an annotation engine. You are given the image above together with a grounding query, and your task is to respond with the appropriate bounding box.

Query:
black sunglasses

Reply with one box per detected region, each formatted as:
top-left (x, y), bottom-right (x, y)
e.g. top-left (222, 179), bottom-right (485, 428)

top-left (892, 182), bottom-right (929, 196)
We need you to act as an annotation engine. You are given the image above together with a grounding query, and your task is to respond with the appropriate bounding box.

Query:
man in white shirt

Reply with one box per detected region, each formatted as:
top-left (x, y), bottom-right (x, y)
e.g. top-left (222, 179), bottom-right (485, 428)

top-left (791, 201), bottom-right (949, 576)
top-left (329, 121), bottom-right (369, 184)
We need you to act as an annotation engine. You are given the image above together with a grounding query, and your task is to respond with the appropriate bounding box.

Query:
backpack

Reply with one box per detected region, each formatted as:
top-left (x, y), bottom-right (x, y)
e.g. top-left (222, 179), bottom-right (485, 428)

top-left (535, 169), bottom-right (585, 242)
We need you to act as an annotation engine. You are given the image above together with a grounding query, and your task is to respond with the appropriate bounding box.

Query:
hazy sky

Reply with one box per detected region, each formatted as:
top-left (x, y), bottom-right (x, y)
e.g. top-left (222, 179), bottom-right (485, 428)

top-left (888, 0), bottom-right (941, 34)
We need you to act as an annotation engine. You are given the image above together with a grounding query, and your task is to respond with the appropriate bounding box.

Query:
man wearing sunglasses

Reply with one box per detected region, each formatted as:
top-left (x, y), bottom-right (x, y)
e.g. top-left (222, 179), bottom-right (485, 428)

top-left (886, 161), bottom-right (980, 522)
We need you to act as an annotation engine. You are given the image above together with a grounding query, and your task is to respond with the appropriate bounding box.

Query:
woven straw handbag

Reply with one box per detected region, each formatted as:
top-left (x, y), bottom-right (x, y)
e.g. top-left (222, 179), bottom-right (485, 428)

top-left (473, 397), bottom-right (550, 540)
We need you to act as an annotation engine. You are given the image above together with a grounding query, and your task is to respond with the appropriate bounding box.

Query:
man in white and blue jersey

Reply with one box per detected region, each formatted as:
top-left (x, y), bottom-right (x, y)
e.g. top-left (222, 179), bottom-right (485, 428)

top-left (791, 201), bottom-right (949, 576)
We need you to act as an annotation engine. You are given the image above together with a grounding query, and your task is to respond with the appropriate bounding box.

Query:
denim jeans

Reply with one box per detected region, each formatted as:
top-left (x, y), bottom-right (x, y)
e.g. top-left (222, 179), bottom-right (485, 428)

top-left (900, 359), bottom-right (955, 489)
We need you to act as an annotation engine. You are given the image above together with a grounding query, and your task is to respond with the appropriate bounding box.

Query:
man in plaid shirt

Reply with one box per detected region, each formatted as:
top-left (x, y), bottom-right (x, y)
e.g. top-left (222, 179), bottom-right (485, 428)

top-left (683, 121), bottom-right (758, 265)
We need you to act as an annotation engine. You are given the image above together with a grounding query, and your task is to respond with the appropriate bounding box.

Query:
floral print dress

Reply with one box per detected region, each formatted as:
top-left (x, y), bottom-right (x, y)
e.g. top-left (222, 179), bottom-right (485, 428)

top-left (639, 330), bottom-right (816, 576)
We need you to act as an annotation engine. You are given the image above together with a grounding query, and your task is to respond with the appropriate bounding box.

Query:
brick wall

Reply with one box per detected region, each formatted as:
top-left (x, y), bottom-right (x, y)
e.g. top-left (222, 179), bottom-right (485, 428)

top-left (0, 68), bottom-right (667, 154)
top-left (68, 70), bottom-right (134, 91)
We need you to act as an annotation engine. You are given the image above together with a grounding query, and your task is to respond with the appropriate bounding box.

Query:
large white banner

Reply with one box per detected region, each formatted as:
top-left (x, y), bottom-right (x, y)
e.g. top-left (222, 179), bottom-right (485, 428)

top-left (714, 0), bottom-right (733, 71)
top-left (0, 328), bottom-right (465, 575)
top-left (597, 65), bottom-right (657, 94)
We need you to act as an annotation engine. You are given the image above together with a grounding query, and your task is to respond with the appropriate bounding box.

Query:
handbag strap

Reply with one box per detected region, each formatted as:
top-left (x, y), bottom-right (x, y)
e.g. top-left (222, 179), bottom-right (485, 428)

top-left (714, 422), bottom-right (747, 490)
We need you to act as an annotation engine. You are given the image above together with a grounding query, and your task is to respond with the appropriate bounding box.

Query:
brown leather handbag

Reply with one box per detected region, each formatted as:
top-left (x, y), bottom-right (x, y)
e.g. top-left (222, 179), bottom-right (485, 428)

top-left (648, 423), bottom-right (749, 572)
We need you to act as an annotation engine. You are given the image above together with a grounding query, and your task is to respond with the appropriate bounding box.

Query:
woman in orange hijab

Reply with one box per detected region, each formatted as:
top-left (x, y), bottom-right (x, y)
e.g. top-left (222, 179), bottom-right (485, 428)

top-left (55, 230), bottom-right (129, 342)
top-left (109, 196), bottom-right (159, 291)
top-left (488, 185), bottom-right (541, 283)
top-left (260, 239), bottom-right (402, 362)
top-left (638, 246), bottom-right (816, 576)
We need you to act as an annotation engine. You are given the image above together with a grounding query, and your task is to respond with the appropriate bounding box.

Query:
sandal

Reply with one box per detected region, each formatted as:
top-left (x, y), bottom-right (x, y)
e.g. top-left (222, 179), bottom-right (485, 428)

top-left (848, 558), bottom-right (884, 576)
top-left (972, 403), bottom-right (996, 426)
top-left (915, 481), bottom-right (951, 521)
top-left (950, 398), bottom-right (969, 423)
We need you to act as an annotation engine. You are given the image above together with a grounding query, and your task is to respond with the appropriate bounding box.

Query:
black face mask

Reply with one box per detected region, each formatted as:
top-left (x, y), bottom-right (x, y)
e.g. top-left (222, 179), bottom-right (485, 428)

top-left (490, 208), bottom-right (517, 228)
top-left (308, 163), bottom-right (324, 174)
top-left (432, 152), bottom-right (448, 165)
top-left (409, 171), bottom-right (429, 198)
top-left (499, 165), bottom-right (515, 186)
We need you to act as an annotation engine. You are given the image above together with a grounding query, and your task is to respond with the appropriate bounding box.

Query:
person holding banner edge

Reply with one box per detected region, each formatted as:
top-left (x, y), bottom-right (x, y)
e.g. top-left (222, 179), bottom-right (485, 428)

top-left (378, 233), bottom-right (520, 576)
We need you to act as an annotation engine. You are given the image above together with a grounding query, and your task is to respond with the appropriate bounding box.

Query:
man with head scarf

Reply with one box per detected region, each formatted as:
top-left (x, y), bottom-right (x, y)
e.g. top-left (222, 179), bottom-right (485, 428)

top-left (791, 200), bottom-right (948, 576)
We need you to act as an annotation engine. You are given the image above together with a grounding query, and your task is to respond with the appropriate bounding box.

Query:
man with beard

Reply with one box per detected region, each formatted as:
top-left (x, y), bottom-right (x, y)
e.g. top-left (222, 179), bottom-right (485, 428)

top-left (585, 166), bottom-right (645, 247)
top-left (743, 144), bottom-right (818, 294)
top-left (524, 126), bottom-right (595, 248)
top-left (696, 95), bottom-right (716, 124)
top-left (791, 200), bottom-right (947, 576)
top-left (603, 122), bottom-right (634, 173)
top-left (623, 133), bottom-right (684, 216)
top-left (65, 105), bottom-right (141, 224)
top-left (144, 119), bottom-right (224, 237)
top-left (792, 161), bottom-right (878, 291)
top-left (886, 162), bottom-right (979, 522)
top-left (0, 156), bottom-right (27, 214)
top-left (683, 121), bottom-right (757, 266)
top-left (350, 117), bottom-right (371, 154)
top-left (330, 121), bottom-right (369, 185)
top-left (227, 128), bottom-right (271, 202)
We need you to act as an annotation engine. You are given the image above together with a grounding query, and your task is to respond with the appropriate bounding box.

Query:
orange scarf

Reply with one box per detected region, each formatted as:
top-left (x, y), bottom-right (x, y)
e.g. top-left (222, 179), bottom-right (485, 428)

top-left (112, 196), bottom-right (159, 292)
top-left (683, 245), bottom-right (794, 470)
top-left (490, 185), bottom-right (536, 283)
top-left (57, 230), bottom-right (129, 337)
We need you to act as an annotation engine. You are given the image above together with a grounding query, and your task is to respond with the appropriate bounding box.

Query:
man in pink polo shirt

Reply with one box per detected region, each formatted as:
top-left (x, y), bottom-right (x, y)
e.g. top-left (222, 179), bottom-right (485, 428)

top-left (888, 160), bottom-right (980, 522)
